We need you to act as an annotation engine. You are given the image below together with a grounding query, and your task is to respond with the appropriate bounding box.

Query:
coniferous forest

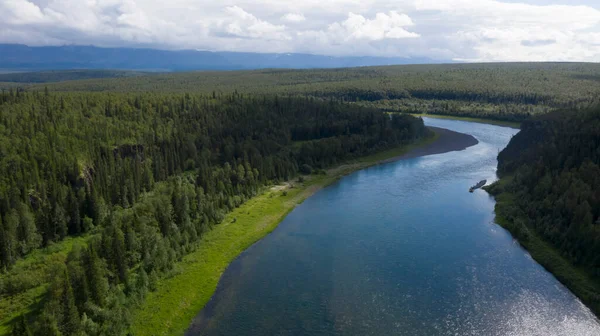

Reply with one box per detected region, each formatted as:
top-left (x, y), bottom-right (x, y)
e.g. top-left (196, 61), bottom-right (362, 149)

top-left (3, 63), bottom-right (600, 123)
top-left (487, 106), bottom-right (600, 315)
top-left (1, 63), bottom-right (600, 334)
top-left (0, 88), bottom-right (429, 334)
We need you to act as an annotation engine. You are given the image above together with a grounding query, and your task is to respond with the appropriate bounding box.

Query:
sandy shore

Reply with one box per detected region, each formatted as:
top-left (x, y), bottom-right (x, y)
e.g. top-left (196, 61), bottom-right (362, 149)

top-left (383, 126), bottom-right (478, 163)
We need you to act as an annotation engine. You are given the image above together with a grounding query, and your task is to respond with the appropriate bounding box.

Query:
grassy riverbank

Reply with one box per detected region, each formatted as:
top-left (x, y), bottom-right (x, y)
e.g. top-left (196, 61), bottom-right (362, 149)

top-left (485, 179), bottom-right (600, 317)
top-left (408, 113), bottom-right (521, 129)
top-left (129, 132), bottom-right (442, 336)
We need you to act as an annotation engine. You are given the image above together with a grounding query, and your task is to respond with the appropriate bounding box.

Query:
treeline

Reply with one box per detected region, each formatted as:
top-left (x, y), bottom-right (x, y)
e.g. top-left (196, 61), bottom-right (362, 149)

top-left (358, 99), bottom-right (552, 122)
top-left (487, 106), bottom-right (600, 313)
top-left (15, 63), bottom-right (599, 122)
top-left (0, 88), bottom-right (429, 334)
top-left (307, 87), bottom-right (554, 107)
top-left (0, 70), bottom-right (148, 84)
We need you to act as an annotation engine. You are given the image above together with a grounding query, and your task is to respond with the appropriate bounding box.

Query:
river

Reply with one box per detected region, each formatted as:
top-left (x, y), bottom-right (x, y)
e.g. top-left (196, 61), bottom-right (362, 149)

top-left (186, 118), bottom-right (600, 336)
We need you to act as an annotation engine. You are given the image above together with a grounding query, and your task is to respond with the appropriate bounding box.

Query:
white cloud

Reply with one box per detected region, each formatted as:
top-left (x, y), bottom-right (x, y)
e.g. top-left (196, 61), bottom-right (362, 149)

top-left (413, 0), bottom-right (600, 61)
top-left (327, 11), bottom-right (418, 41)
top-left (221, 6), bottom-right (289, 40)
top-left (282, 13), bottom-right (306, 23)
top-left (2, 0), bottom-right (45, 24)
top-left (0, 0), bottom-right (599, 61)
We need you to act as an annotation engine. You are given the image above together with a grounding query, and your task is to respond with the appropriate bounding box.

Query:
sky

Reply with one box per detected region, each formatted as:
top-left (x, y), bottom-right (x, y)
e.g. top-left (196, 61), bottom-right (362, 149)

top-left (1, 0), bottom-right (600, 62)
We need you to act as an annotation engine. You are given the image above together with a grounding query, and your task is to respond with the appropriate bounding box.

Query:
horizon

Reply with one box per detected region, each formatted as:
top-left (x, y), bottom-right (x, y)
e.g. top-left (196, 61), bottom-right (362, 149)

top-left (1, 0), bottom-right (599, 63)
top-left (2, 43), bottom-right (599, 68)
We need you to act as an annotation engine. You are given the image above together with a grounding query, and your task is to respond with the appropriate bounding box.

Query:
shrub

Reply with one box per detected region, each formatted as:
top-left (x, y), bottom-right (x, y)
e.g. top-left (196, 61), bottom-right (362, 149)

top-left (299, 164), bottom-right (313, 175)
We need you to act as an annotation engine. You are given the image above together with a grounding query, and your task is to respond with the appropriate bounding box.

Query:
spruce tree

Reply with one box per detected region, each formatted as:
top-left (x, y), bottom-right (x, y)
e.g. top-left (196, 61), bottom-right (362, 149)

top-left (0, 214), bottom-right (8, 269)
top-left (59, 269), bottom-right (80, 335)
top-left (3, 209), bottom-right (18, 266)
top-left (84, 246), bottom-right (108, 307)
top-left (16, 203), bottom-right (40, 255)
top-left (112, 224), bottom-right (128, 284)
top-left (35, 312), bottom-right (62, 336)
top-left (11, 314), bottom-right (32, 336)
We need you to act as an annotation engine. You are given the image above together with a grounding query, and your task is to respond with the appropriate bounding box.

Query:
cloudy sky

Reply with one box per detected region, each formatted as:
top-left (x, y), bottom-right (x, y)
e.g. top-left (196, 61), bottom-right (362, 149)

top-left (1, 0), bottom-right (600, 61)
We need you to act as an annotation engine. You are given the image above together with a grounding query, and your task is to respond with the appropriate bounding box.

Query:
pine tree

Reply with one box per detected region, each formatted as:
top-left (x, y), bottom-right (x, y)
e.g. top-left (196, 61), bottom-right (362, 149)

top-left (16, 203), bottom-right (41, 255)
top-left (112, 224), bottom-right (128, 284)
top-left (83, 185), bottom-right (100, 226)
top-left (11, 314), bottom-right (32, 336)
top-left (0, 214), bottom-right (8, 269)
top-left (35, 312), bottom-right (62, 336)
top-left (59, 270), bottom-right (80, 335)
top-left (37, 202), bottom-right (53, 246)
top-left (3, 209), bottom-right (18, 266)
top-left (66, 190), bottom-right (81, 235)
top-left (84, 246), bottom-right (108, 307)
top-left (66, 247), bottom-right (90, 313)
top-left (52, 204), bottom-right (68, 240)
top-left (136, 268), bottom-right (149, 299)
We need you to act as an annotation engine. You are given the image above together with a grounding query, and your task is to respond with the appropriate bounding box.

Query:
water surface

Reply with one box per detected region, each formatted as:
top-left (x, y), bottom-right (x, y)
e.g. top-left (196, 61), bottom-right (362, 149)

top-left (187, 119), bottom-right (600, 336)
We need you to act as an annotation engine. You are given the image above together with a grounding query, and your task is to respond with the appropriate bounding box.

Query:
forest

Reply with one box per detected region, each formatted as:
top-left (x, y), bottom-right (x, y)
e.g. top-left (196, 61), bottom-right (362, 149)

top-left (1, 63), bottom-right (600, 334)
top-left (2, 63), bottom-right (600, 122)
top-left (486, 106), bottom-right (600, 315)
top-left (0, 88), bottom-right (429, 335)
top-left (0, 70), bottom-right (148, 84)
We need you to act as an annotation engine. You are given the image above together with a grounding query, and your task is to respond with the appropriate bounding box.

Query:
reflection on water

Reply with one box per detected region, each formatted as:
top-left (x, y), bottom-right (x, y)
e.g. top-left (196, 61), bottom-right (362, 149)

top-left (186, 118), bottom-right (600, 336)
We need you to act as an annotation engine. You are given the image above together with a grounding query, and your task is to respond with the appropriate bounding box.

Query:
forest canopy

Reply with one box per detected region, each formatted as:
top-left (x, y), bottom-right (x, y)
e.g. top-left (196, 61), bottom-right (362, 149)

top-left (0, 89), bottom-right (430, 335)
top-left (3, 63), bottom-right (600, 122)
top-left (487, 106), bottom-right (600, 315)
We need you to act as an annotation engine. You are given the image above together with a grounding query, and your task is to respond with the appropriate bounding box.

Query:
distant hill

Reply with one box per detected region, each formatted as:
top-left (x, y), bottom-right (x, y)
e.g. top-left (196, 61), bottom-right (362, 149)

top-left (0, 44), bottom-right (440, 71)
top-left (7, 62), bottom-right (594, 122)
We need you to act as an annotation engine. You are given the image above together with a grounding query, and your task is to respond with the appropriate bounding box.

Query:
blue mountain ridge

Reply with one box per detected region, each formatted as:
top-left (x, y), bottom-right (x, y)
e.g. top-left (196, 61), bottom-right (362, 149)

top-left (0, 44), bottom-right (445, 71)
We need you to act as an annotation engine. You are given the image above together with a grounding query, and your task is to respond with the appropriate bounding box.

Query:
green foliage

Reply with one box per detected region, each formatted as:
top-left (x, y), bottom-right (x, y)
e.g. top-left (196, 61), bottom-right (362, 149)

top-left (299, 164), bottom-right (313, 175)
top-left (12, 63), bottom-right (600, 122)
top-left (128, 134), bottom-right (437, 336)
top-left (490, 106), bottom-right (600, 315)
top-left (0, 70), bottom-right (149, 84)
top-left (11, 315), bottom-right (31, 336)
top-left (0, 89), bottom-right (429, 334)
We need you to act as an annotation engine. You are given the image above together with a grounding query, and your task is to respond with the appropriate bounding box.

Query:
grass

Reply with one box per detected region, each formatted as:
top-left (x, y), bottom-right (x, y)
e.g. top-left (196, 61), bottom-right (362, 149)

top-left (0, 130), bottom-right (439, 335)
top-left (486, 179), bottom-right (600, 317)
top-left (408, 113), bottom-right (521, 129)
top-left (0, 235), bottom-right (91, 334)
top-left (129, 132), bottom-right (439, 336)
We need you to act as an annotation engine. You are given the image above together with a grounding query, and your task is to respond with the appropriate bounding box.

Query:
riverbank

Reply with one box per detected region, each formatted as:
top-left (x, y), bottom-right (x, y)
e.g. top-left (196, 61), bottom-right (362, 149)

top-left (129, 126), bottom-right (478, 336)
top-left (485, 179), bottom-right (600, 318)
top-left (383, 127), bottom-right (478, 162)
top-left (409, 113), bottom-right (521, 129)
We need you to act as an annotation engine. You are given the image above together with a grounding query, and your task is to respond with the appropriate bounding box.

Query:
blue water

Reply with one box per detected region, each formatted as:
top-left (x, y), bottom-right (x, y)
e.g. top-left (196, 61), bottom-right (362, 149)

top-left (187, 119), bottom-right (600, 336)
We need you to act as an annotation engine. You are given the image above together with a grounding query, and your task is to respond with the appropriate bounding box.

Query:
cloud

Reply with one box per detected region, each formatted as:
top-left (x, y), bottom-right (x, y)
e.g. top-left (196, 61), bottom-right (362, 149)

top-left (220, 6), bottom-right (289, 40)
top-left (0, 0), bottom-right (599, 61)
top-left (282, 13), bottom-right (306, 23)
top-left (521, 39), bottom-right (556, 47)
top-left (413, 0), bottom-right (600, 61)
top-left (293, 11), bottom-right (418, 56)
top-left (327, 11), bottom-right (418, 41)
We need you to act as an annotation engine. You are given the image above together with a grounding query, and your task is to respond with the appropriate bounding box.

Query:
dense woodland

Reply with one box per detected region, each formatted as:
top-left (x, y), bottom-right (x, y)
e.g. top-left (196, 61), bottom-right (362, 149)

top-left (488, 106), bottom-right (600, 313)
top-left (0, 70), bottom-right (148, 84)
top-left (1, 63), bottom-right (600, 334)
top-left (2, 63), bottom-right (600, 122)
top-left (0, 88), bottom-right (429, 335)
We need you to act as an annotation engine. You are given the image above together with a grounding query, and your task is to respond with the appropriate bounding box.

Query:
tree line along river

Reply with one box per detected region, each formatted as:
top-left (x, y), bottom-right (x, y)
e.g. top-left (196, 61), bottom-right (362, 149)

top-left (186, 118), bottom-right (600, 336)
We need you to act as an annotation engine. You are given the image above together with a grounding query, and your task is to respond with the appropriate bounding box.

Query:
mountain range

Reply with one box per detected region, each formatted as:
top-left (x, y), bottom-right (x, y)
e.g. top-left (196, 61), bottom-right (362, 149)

top-left (0, 44), bottom-right (442, 72)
